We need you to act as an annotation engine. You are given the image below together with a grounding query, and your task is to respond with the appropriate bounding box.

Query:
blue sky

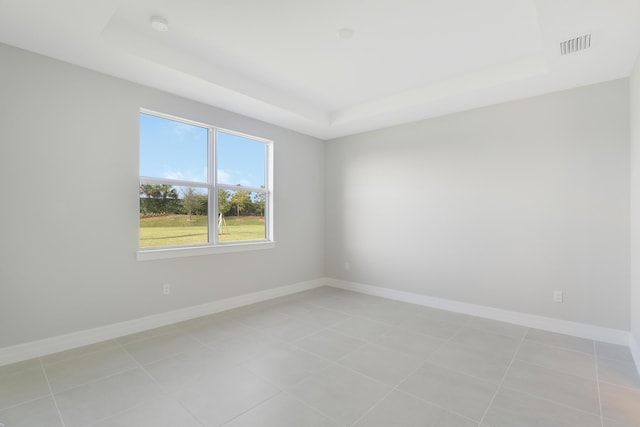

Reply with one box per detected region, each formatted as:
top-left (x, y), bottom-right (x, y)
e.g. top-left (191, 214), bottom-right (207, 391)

top-left (140, 113), bottom-right (265, 188)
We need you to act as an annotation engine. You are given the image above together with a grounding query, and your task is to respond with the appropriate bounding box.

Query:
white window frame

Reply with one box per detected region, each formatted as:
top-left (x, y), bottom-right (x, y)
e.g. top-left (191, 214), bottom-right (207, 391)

top-left (137, 109), bottom-right (274, 261)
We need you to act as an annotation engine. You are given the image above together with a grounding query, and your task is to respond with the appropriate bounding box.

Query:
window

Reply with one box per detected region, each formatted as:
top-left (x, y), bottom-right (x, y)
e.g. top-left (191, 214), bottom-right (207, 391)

top-left (138, 110), bottom-right (273, 260)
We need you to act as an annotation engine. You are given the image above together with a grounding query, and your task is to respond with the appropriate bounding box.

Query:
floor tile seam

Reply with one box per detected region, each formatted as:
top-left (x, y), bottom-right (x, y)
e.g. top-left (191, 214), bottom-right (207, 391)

top-left (117, 327), bottom-right (188, 346)
top-left (521, 337), bottom-right (599, 357)
top-left (38, 358), bottom-right (67, 427)
top-left (348, 324), bottom-right (481, 426)
top-left (0, 393), bottom-right (54, 414)
top-left (523, 337), bottom-right (595, 355)
top-left (595, 353), bottom-right (635, 364)
top-left (42, 345), bottom-right (140, 381)
top-left (291, 323), bottom-right (357, 342)
top-left (41, 346), bottom-right (135, 374)
top-left (450, 329), bottom-right (525, 352)
top-left (597, 378), bottom-right (640, 392)
top-left (498, 384), bottom-right (603, 417)
top-left (221, 323), bottom-right (354, 366)
top-left (278, 333), bottom-right (359, 366)
top-left (233, 309), bottom-right (281, 322)
top-left (198, 386), bottom-right (279, 427)
top-left (0, 364), bottom-right (50, 385)
top-left (478, 331), bottom-right (527, 425)
top-left (184, 329), bottom-right (236, 348)
top-left (278, 389), bottom-right (349, 427)
top-left (397, 322), bottom-right (467, 341)
top-left (400, 386), bottom-right (484, 424)
top-left (597, 356), bottom-right (640, 371)
top-left (119, 335), bottom-right (203, 360)
top-left (216, 391), bottom-right (286, 427)
top-left (238, 359), bottom-right (302, 392)
top-left (347, 312), bottom-right (404, 327)
top-left (347, 359), bottom-right (430, 427)
top-left (117, 336), bottom-right (202, 369)
top-left (114, 341), bottom-right (206, 426)
top-left (0, 359), bottom-right (43, 377)
top-left (287, 329), bottom-right (370, 361)
top-left (297, 356), bottom-right (394, 390)
top-left (457, 323), bottom-right (530, 341)
top-left (362, 337), bottom-right (439, 362)
top-left (181, 318), bottom-right (253, 331)
top-left (593, 341), bottom-right (605, 427)
top-left (39, 341), bottom-right (123, 369)
top-left (333, 340), bottom-right (424, 366)
top-left (221, 390), bottom-right (344, 427)
top-left (350, 358), bottom-right (482, 427)
top-left (49, 365), bottom-right (148, 397)
top-left (416, 357), bottom-right (508, 386)
top-left (431, 335), bottom-right (519, 361)
top-left (509, 357), bottom-right (599, 383)
top-left (195, 338), bottom-right (275, 369)
top-left (81, 396), bottom-right (204, 427)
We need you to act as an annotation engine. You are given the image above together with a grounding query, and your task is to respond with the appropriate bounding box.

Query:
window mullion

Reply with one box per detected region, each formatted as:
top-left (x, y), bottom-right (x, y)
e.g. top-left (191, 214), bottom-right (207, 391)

top-left (209, 128), bottom-right (218, 245)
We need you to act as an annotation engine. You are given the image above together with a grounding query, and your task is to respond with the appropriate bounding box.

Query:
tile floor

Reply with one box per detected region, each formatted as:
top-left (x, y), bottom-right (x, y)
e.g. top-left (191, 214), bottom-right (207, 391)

top-left (1, 286), bottom-right (640, 427)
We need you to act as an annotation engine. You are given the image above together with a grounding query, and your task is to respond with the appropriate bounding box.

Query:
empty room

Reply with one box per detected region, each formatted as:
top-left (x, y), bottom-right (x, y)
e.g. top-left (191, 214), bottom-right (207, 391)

top-left (2, 0), bottom-right (640, 426)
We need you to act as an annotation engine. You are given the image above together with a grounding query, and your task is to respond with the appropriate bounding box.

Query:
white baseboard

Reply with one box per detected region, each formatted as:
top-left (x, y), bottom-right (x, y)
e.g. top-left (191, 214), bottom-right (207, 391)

top-left (2, 277), bottom-right (633, 368)
top-left (328, 278), bottom-right (630, 346)
top-left (630, 334), bottom-right (640, 376)
top-left (0, 278), bottom-right (327, 367)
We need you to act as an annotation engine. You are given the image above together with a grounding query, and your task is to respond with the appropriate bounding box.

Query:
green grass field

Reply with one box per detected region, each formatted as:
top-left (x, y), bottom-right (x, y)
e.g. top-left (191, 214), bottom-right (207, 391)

top-left (140, 215), bottom-right (265, 247)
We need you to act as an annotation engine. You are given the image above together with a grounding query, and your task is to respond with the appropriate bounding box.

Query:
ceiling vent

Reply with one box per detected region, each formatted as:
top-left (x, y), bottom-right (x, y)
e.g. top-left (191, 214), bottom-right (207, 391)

top-left (560, 34), bottom-right (591, 55)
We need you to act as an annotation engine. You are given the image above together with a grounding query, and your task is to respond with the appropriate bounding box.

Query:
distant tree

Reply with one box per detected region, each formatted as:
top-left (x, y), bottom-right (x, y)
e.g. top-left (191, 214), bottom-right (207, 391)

top-left (253, 192), bottom-right (266, 217)
top-left (139, 184), bottom-right (177, 200)
top-left (181, 187), bottom-right (199, 220)
top-left (218, 189), bottom-right (231, 216)
top-left (139, 184), bottom-right (179, 214)
top-left (230, 190), bottom-right (251, 216)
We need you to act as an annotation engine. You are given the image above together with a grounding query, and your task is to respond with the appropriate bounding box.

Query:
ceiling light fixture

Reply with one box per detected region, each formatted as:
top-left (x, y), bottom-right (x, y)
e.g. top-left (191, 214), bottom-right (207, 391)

top-left (337, 28), bottom-right (354, 40)
top-left (150, 16), bottom-right (169, 32)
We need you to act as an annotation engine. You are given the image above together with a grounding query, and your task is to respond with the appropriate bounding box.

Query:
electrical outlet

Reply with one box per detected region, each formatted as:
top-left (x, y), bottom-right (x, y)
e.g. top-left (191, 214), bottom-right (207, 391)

top-left (163, 283), bottom-right (171, 295)
top-left (344, 261), bottom-right (350, 271)
top-left (553, 290), bottom-right (563, 303)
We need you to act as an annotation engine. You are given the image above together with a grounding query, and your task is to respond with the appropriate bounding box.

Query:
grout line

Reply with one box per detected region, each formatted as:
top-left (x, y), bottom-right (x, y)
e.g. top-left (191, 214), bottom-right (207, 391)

top-left (0, 393), bottom-right (54, 413)
top-left (348, 324), bottom-right (469, 426)
top-left (5, 289), bottom-right (617, 426)
top-left (497, 384), bottom-right (603, 418)
top-left (594, 342), bottom-right (605, 427)
top-left (524, 337), bottom-right (595, 356)
top-left (209, 390), bottom-right (280, 427)
top-left (38, 359), bottom-right (67, 427)
top-left (477, 331), bottom-right (528, 426)
top-left (114, 341), bottom-right (207, 427)
top-left (274, 390), bottom-right (345, 427)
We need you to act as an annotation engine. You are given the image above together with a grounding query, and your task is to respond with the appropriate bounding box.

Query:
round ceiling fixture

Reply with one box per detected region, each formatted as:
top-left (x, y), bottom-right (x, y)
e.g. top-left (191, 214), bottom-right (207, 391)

top-left (337, 28), bottom-right (354, 40)
top-left (150, 16), bottom-right (169, 32)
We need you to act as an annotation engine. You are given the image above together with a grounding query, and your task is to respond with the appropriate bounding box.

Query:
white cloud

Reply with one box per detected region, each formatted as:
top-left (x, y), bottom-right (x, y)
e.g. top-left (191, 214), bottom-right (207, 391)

top-left (164, 169), bottom-right (206, 182)
top-left (217, 169), bottom-right (231, 184)
top-left (171, 122), bottom-right (198, 138)
top-left (164, 170), bottom-right (185, 180)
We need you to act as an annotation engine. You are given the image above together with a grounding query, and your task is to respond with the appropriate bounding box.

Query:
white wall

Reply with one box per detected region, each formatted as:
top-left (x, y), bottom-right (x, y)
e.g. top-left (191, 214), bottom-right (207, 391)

top-left (0, 43), bottom-right (325, 348)
top-left (631, 54), bottom-right (640, 353)
top-left (326, 79), bottom-right (630, 330)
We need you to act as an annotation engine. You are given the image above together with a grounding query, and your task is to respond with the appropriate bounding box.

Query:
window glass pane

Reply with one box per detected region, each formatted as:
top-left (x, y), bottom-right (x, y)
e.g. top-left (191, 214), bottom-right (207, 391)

top-left (140, 184), bottom-right (209, 247)
top-left (218, 190), bottom-right (266, 242)
top-left (140, 113), bottom-right (208, 183)
top-left (217, 131), bottom-right (265, 188)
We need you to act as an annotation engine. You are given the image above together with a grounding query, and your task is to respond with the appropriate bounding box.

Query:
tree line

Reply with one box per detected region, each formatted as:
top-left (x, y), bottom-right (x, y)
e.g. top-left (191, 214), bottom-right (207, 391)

top-left (139, 184), bottom-right (265, 218)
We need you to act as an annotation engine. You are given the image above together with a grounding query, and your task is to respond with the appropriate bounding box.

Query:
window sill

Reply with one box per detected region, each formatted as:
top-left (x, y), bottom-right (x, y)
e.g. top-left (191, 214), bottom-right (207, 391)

top-left (137, 241), bottom-right (276, 261)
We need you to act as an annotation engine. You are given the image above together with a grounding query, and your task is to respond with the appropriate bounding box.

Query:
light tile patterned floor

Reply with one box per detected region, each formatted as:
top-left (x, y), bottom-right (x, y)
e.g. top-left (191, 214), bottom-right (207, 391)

top-left (1, 286), bottom-right (639, 426)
